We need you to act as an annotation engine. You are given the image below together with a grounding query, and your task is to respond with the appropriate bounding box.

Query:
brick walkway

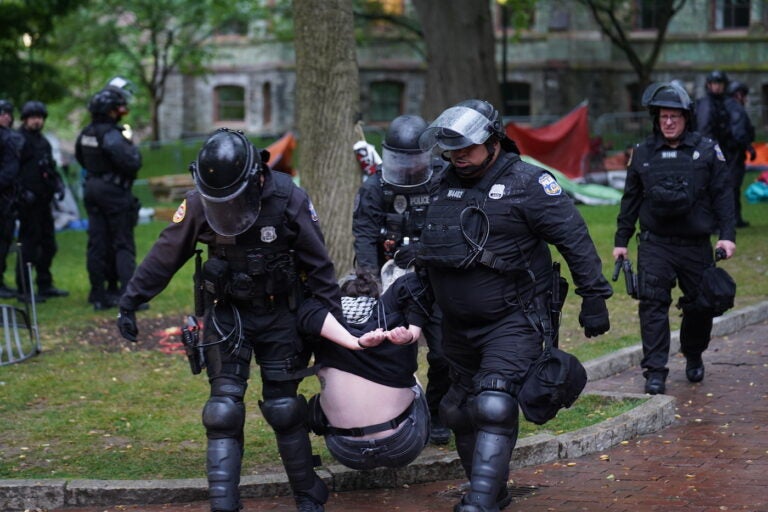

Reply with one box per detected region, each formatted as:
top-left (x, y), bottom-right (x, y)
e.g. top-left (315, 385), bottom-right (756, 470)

top-left (47, 320), bottom-right (768, 512)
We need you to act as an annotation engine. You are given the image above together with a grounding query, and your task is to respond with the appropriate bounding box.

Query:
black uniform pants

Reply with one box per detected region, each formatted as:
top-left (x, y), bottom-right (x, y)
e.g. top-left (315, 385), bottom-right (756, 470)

top-left (83, 177), bottom-right (137, 300)
top-left (637, 237), bottom-right (714, 376)
top-left (421, 304), bottom-right (450, 419)
top-left (0, 201), bottom-right (14, 288)
top-left (15, 199), bottom-right (57, 291)
top-left (730, 155), bottom-right (748, 223)
top-left (202, 301), bottom-right (320, 507)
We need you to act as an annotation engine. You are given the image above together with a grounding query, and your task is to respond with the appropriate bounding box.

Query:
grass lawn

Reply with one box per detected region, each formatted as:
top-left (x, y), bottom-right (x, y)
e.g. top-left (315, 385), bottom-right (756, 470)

top-left (1, 157), bottom-right (766, 480)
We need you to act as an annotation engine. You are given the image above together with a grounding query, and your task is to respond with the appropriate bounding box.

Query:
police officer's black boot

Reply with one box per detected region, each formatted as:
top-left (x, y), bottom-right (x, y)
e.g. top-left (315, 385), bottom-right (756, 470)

top-left (454, 391), bottom-right (519, 512)
top-left (206, 438), bottom-right (243, 512)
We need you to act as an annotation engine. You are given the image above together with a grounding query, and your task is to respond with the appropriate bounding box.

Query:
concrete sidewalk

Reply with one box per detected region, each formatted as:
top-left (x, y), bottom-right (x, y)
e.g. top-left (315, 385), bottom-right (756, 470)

top-left (3, 301), bottom-right (767, 512)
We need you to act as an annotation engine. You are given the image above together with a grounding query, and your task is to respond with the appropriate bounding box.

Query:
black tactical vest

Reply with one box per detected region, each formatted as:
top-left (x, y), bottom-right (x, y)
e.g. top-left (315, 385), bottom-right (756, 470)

top-left (209, 172), bottom-right (297, 298)
top-left (638, 136), bottom-right (709, 218)
top-left (381, 180), bottom-right (432, 245)
top-left (77, 123), bottom-right (114, 175)
top-left (419, 153), bottom-right (525, 271)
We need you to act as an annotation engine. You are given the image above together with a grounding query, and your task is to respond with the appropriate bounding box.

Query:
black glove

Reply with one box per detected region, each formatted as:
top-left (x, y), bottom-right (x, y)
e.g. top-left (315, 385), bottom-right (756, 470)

top-left (117, 309), bottom-right (138, 342)
top-left (393, 243), bottom-right (419, 269)
top-left (579, 297), bottom-right (610, 338)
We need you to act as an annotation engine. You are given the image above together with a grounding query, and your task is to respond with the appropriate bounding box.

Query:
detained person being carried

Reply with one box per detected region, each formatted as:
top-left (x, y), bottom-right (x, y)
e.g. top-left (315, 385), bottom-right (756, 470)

top-left (297, 269), bottom-right (433, 471)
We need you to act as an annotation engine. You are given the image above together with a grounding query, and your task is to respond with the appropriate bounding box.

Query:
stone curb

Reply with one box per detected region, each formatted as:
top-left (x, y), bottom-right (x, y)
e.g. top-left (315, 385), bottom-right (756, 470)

top-left (3, 301), bottom-right (766, 511)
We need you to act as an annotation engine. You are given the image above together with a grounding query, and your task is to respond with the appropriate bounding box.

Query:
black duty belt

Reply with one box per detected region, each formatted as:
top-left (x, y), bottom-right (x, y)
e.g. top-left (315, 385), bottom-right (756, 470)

top-left (90, 172), bottom-right (132, 190)
top-left (639, 231), bottom-right (709, 247)
top-left (325, 399), bottom-right (415, 438)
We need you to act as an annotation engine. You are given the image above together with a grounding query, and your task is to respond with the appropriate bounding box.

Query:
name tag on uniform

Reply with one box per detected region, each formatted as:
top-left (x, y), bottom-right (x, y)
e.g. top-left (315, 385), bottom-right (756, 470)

top-left (80, 135), bottom-right (99, 148)
top-left (447, 189), bottom-right (465, 200)
top-left (661, 150), bottom-right (677, 159)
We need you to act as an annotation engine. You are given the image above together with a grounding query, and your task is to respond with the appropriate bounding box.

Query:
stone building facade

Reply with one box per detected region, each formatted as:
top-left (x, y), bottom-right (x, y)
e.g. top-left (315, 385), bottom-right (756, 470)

top-left (157, 0), bottom-right (767, 142)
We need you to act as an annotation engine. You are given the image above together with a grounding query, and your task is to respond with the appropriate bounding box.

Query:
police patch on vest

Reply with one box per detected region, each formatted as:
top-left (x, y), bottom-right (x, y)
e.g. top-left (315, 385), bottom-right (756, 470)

top-left (714, 144), bottom-right (725, 161)
top-left (308, 200), bottom-right (319, 221)
top-left (79, 134), bottom-right (99, 148)
top-left (261, 226), bottom-right (277, 243)
top-left (410, 194), bottom-right (430, 206)
top-left (692, 150), bottom-right (700, 160)
top-left (172, 199), bottom-right (186, 223)
top-left (447, 189), bottom-right (465, 200)
top-left (393, 194), bottom-right (408, 214)
top-left (538, 174), bottom-right (562, 196)
top-left (488, 183), bottom-right (505, 200)
top-left (661, 150), bottom-right (677, 159)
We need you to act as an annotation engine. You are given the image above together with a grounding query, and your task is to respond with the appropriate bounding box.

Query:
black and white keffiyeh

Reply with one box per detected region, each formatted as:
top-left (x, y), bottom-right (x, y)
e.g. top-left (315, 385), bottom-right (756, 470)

top-left (341, 296), bottom-right (377, 326)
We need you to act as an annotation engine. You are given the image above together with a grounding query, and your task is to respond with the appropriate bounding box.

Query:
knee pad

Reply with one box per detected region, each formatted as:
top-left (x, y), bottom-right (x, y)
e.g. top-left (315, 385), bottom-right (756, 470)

top-left (259, 395), bottom-right (308, 433)
top-left (439, 386), bottom-right (473, 435)
top-left (472, 390), bottom-right (519, 437)
top-left (202, 395), bottom-right (245, 437)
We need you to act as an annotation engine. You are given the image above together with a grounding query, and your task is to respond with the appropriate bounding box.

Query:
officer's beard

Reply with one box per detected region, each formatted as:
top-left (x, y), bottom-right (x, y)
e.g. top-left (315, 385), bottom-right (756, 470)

top-left (452, 141), bottom-right (497, 181)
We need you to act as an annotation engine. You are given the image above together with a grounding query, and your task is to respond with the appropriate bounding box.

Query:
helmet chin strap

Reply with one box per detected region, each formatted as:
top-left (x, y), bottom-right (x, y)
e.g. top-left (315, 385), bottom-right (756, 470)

top-left (454, 140), bottom-right (497, 179)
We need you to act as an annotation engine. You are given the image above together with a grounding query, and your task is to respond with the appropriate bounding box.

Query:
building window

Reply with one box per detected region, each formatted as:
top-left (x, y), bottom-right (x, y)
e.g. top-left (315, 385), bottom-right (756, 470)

top-left (262, 82), bottom-right (272, 126)
top-left (501, 82), bottom-right (530, 116)
top-left (369, 81), bottom-right (403, 122)
top-left (714, 0), bottom-right (750, 30)
top-left (636, 0), bottom-right (664, 30)
top-left (215, 85), bottom-right (245, 122)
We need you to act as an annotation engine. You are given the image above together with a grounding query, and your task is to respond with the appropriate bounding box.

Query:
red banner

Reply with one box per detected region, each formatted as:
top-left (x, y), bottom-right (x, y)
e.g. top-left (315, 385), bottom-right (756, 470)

top-left (505, 102), bottom-right (590, 179)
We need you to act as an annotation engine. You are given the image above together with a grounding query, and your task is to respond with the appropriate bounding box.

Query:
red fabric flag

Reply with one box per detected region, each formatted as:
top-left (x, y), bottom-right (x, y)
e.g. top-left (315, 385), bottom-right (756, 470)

top-left (505, 102), bottom-right (590, 179)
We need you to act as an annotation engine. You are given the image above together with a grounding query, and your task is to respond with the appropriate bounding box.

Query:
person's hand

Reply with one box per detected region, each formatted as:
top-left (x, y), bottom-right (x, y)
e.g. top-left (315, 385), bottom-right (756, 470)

top-left (393, 243), bottom-right (419, 269)
top-left (715, 240), bottom-right (736, 260)
top-left (358, 328), bottom-right (386, 349)
top-left (386, 326), bottom-right (416, 345)
top-left (579, 297), bottom-right (610, 338)
top-left (748, 145), bottom-right (757, 161)
top-left (117, 309), bottom-right (138, 342)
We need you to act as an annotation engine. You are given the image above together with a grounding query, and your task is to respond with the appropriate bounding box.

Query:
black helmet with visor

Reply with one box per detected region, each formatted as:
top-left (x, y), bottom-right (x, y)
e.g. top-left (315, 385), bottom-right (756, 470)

top-left (190, 128), bottom-right (264, 236)
top-left (381, 114), bottom-right (432, 187)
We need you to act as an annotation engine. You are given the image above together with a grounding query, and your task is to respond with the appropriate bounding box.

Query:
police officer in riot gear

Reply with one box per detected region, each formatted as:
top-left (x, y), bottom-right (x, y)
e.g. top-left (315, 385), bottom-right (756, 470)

top-left (352, 114), bottom-right (452, 445)
top-left (696, 70), bottom-right (738, 159)
top-left (117, 128), bottom-right (342, 512)
top-left (75, 77), bottom-right (142, 310)
top-left (14, 101), bottom-right (68, 302)
top-left (724, 80), bottom-right (756, 227)
top-left (0, 99), bottom-right (22, 299)
top-left (418, 99), bottom-right (612, 512)
top-left (614, 82), bottom-right (735, 395)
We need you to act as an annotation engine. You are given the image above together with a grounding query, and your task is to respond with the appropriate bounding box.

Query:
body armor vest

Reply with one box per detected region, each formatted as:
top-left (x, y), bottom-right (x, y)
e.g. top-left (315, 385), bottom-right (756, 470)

top-left (207, 172), bottom-right (298, 299)
top-left (419, 153), bottom-right (526, 272)
top-left (78, 123), bottom-right (116, 175)
top-left (638, 136), bottom-right (709, 218)
top-left (381, 180), bottom-right (432, 249)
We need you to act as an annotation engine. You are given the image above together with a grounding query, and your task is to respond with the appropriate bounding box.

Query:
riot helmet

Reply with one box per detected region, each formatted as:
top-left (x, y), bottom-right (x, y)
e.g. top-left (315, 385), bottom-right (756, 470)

top-left (189, 128), bottom-right (264, 236)
top-left (0, 99), bottom-right (13, 125)
top-left (20, 101), bottom-right (48, 120)
top-left (641, 81), bottom-right (694, 131)
top-left (381, 115), bottom-right (432, 187)
top-left (0, 100), bottom-right (13, 116)
top-left (88, 88), bottom-right (128, 117)
top-left (727, 80), bottom-right (749, 97)
top-left (419, 99), bottom-right (505, 151)
top-left (706, 70), bottom-right (729, 85)
top-left (104, 76), bottom-right (135, 103)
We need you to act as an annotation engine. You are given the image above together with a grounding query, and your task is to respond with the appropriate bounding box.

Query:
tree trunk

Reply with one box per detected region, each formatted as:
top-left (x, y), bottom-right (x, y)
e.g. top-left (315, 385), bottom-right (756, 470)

top-left (412, 0), bottom-right (502, 120)
top-left (294, 0), bottom-right (360, 275)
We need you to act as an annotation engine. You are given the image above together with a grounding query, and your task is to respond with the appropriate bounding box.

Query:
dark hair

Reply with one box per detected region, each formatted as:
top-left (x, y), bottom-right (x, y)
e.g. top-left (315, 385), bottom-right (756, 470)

top-left (341, 269), bottom-right (381, 299)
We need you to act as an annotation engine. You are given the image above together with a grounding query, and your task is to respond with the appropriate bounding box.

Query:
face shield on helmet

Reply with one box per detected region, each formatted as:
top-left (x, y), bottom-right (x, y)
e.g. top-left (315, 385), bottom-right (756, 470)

top-left (381, 115), bottom-right (432, 187)
top-left (190, 128), bottom-right (263, 236)
top-left (419, 106), bottom-right (496, 151)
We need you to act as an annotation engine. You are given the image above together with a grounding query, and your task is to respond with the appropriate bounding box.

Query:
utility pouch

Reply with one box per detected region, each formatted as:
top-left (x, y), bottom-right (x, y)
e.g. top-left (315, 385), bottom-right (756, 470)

top-left (202, 258), bottom-right (229, 298)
